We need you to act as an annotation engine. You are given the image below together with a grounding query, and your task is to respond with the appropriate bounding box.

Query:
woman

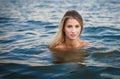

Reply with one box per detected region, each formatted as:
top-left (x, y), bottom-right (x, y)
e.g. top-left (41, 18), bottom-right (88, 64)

top-left (49, 10), bottom-right (89, 49)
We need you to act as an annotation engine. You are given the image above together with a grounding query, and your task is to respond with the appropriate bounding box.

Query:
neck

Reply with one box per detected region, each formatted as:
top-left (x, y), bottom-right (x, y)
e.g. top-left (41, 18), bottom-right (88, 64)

top-left (65, 38), bottom-right (80, 48)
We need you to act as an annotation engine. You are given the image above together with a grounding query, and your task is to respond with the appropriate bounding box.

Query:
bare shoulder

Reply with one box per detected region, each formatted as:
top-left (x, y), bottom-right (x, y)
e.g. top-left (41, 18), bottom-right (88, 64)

top-left (79, 40), bottom-right (89, 47)
top-left (54, 44), bottom-right (64, 49)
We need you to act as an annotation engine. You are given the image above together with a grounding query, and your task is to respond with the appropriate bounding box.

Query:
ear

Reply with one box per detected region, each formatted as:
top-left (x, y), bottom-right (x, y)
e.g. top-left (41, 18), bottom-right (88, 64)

top-left (62, 28), bottom-right (65, 32)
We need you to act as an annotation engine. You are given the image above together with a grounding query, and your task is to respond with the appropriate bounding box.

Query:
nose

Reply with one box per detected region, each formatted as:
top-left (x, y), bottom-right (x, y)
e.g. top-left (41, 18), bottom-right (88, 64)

top-left (71, 27), bottom-right (76, 33)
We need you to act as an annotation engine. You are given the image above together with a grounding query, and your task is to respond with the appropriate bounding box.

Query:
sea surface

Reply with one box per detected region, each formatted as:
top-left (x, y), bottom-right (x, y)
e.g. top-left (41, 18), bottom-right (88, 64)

top-left (0, 0), bottom-right (120, 79)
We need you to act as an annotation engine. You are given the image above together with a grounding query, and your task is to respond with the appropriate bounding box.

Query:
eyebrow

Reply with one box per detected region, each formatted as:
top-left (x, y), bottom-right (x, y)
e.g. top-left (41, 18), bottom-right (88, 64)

top-left (66, 24), bottom-right (80, 26)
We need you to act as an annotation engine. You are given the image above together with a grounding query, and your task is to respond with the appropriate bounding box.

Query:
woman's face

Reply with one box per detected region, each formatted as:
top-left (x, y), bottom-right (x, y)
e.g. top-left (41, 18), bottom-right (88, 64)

top-left (64, 18), bottom-right (81, 40)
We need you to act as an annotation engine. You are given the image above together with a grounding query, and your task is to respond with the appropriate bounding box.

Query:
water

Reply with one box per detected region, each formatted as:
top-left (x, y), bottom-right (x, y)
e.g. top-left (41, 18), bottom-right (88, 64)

top-left (0, 0), bottom-right (120, 79)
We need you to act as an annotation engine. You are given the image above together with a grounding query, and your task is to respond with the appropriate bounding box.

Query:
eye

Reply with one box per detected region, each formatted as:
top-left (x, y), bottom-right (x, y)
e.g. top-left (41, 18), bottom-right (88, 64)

top-left (67, 25), bottom-right (72, 28)
top-left (75, 25), bottom-right (80, 28)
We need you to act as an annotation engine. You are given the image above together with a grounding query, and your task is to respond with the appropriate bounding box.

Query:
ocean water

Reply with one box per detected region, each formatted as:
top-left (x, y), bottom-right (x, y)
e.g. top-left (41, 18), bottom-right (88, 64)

top-left (0, 0), bottom-right (120, 79)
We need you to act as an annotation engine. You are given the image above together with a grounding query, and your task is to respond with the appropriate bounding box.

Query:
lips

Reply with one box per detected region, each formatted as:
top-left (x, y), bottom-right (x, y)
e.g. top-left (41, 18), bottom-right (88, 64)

top-left (71, 34), bottom-right (76, 37)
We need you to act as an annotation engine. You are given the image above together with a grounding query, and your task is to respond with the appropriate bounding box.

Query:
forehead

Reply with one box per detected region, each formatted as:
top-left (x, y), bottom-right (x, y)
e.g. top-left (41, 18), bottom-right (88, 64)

top-left (65, 18), bottom-right (79, 25)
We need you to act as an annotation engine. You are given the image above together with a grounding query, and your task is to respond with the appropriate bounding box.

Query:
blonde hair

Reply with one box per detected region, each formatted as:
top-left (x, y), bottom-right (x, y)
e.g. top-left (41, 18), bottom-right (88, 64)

top-left (49, 10), bottom-right (84, 48)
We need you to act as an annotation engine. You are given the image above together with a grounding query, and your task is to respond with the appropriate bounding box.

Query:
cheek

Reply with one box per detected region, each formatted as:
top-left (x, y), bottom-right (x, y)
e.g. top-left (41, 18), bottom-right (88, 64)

top-left (78, 28), bottom-right (81, 32)
top-left (64, 28), bottom-right (71, 35)
top-left (77, 28), bottom-right (81, 34)
top-left (64, 27), bottom-right (68, 32)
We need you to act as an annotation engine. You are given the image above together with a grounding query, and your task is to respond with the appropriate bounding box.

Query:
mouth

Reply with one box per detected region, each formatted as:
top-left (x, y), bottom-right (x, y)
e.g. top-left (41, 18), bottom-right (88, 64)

top-left (71, 34), bottom-right (76, 37)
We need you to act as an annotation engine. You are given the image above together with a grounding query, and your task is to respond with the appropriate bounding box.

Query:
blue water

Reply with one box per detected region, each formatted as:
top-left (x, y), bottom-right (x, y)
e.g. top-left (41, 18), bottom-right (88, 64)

top-left (0, 0), bottom-right (120, 79)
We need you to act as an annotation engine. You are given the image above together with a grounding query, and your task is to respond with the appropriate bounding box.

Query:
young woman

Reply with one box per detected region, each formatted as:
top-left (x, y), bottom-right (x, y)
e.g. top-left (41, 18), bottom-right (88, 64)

top-left (49, 10), bottom-right (89, 49)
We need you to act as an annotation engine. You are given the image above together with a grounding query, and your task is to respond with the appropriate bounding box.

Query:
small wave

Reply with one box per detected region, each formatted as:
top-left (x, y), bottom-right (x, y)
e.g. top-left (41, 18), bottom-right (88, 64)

top-left (26, 20), bottom-right (52, 26)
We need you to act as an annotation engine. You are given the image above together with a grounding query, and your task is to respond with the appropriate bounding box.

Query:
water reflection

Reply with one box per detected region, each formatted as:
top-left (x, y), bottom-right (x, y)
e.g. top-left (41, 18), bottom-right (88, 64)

top-left (50, 48), bottom-right (89, 66)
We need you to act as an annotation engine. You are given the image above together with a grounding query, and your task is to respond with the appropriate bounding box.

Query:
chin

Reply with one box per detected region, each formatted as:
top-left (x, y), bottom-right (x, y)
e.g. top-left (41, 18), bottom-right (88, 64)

top-left (66, 36), bottom-right (78, 40)
top-left (69, 37), bottom-right (77, 40)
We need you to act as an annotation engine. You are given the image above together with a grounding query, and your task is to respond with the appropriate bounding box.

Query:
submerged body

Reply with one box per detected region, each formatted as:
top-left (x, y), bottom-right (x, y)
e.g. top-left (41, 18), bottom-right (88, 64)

top-left (50, 48), bottom-right (89, 64)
